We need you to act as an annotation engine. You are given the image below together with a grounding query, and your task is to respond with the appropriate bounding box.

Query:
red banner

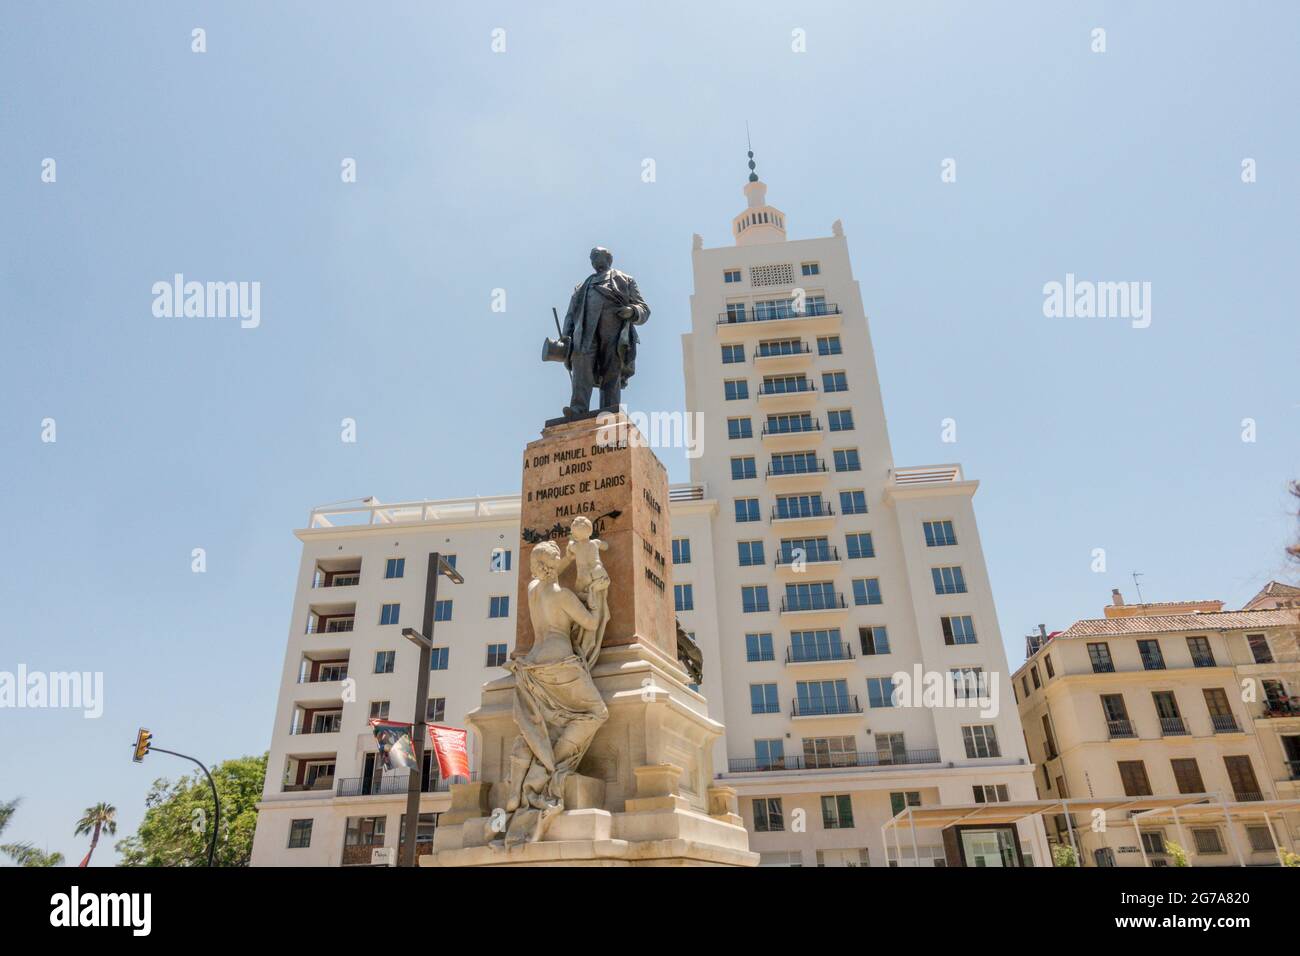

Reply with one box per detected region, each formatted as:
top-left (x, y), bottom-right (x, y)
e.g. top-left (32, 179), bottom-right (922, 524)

top-left (426, 724), bottom-right (470, 781)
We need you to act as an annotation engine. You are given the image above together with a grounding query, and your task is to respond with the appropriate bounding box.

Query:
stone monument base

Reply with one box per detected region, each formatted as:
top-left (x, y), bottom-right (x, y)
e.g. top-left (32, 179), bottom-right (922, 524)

top-left (422, 639), bottom-right (757, 867)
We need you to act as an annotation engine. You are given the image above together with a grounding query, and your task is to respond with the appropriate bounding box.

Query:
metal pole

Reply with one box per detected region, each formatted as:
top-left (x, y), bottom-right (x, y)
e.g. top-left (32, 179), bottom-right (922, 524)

top-left (1062, 800), bottom-right (1080, 867)
top-left (909, 807), bottom-right (920, 867)
top-left (1219, 794), bottom-right (1246, 866)
top-left (150, 747), bottom-right (221, 866)
top-left (400, 552), bottom-right (439, 867)
top-left (1172, 806), bottom-right (1189, 864)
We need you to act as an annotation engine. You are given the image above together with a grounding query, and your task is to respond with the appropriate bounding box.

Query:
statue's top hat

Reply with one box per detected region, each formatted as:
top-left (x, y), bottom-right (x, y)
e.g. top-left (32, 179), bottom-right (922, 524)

top-left (541, 336), bottom-right (569, 363)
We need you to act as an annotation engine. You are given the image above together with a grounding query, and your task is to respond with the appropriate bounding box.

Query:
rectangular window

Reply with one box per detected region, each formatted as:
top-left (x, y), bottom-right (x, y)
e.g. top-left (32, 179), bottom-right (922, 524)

top-left (1045, 654), bottom-right (1054, 678)
top-left (765, 412), bottom-right (814, 435)
top-left (671, 538), bottom-right (691, 564)
top-left (742, 585), bottom-right (770, 613)
top-left (430, 647), bottom-right (449, 670)
top-left (368, 700), bottom-right (390, 720)
top-left (778, 536), bottom-right (831, 564)
top-left (1247, 825), bottom-right (1275, 853)
top-left (852, 578), bottom-right (882, 606)
top-left (745, 632), bottom-right (774, 662)
top-left (866, 677), bottom-right (896, 709)
top-left (724, 269), bottom-right (742, 284)
top-left (816, 335), bottom-right (842, 356)
top-left (820, 794), bottom-right (854, 829)
top-left (1118, 760), bottom-right (1153, 797)
top-left (1141, 831), bottom-right (1166, 855)
top-left (1186, 636), bottom-right (1215, 667)
top-left (1031, 666), bottom-right (1042, 690)
top-left (789, 628), bottom-right (846, 663)
top-left (784, 580), bottom-right (839, 611)
top-left (845, 531), bottom-right (874, 559)
top-left (724, 379), bottom-right (749, 401)
top-left (1170, 758), bottom-right (1205, 794)
top-left (774, 493), bottom-right (824, 519)
top-left (827, 409), bottom-right (854, 431)
top-left (890, 791), bottom-right (922, 815)
top-left (754, 738), bottom-right (784, 769)
top-left (801, 262), bottom-right (820, 276)
top-left (737, 540), bottom-right (765, 567)
top-left (426, 697), bottom-right (446, 722)
top-left (727, 416), bottom-right (752, 439)
top-left (721, 343), bottom-right (744, 363)
top-left (796, 679), bottom-right (852, 716)
top-left (822, 371), bottom-right (848, 393)
top-left (922, 520), bottom-right (957, 547)
top-left (287, 819), bottom-right (313, 848)
top-left (486, 644), bottom-right (508, 667)
top-left (1137, 639), bottom-right (1165, 670)
top-left (1248, 633), bottom-right (1273, 664)
top-left (674, 583), bottom-right (694, 612)
top-left (434, 599), bottom-right (453, 622)
top-left (1088, 642), bottom-right (1114, 673)
top-left (832, 448), bottom-right (861, 472)
top-left (489, 548), bottom-right (512, 572)
top-left (962, 725), bottom-right (1001, 759)
top-left (1224, 755), bottom-right (1261, 800)
top-left (385, 557), bottom-right (405, 579)
top-left (859, 626), bottom-right (890, 655)
top-left (730, 456), bottom-right (757, 480)
top-left (839, 490), bottom-right (867, 514)
top-left (753, 797), bottom-right (784, 832)
top-left (972, 785), bottom-right (1009, 804)
top-left (931, 566), bottom-right (967, 595)
top-left (379, 603), bottom-right (400, 625)
top-left (1193, 828), bottom-right (1224, 855)
top-left (374, 651), bottom-right (395, 674)
top-left (941, 615), bottom-right (977, 645)
top-left (750, 683), bottom-right (780, 714)
top-left (489, 596), bottom-right (510, 619)
top-left (734, 497), bottom-right (761, 522)
top-left (803, 735), bottom-right (858, 769)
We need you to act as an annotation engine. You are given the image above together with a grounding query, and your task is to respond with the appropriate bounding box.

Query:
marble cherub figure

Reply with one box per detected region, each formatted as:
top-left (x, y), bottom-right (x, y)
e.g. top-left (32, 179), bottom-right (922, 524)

top-left (561, 515), bottom-right (609, 600)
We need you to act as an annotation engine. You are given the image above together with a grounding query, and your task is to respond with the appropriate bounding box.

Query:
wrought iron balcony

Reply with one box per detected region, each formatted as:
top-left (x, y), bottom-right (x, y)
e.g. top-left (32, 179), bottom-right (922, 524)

top-left (780, 593), bottom-right (848, 613)
top-left (771, 504), bottom-right (834, 521)
top-left (1211, 714), bottom-right (1241, 734)
top-left (758, 380), bottom-right (817, 397)
top-left (756, 342), bottom-right (813, 359)
top-left (1159, 716), bottom-right (1188, 736)
top-left (762, 420), bottom-right (821, 437)
top-left (716, 303), bottom-right (843, 325)
top-left (1263, 697), bottom-right (1300, 718)
top-left (1107, 719), bottom-right (1136, 739)
top-left (1191, 653), bottom-right (1217, 668)
top-left (775, 545), bottom-right (839, 567)
top-left (726, 748), bottom-right (940, 773)
top-left (1091, 661), bottom-right (1116, 674)
top-left (786, 642), bottom-right (854, 664)
top-left (791, 694), bottom-right (862, 717)
top-left (767, 460), bottom-right (828, 478)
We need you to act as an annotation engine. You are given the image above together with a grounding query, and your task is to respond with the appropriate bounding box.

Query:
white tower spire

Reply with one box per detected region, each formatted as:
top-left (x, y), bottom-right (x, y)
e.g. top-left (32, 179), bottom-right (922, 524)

top-left (731, 141), bottom-right (786, 246)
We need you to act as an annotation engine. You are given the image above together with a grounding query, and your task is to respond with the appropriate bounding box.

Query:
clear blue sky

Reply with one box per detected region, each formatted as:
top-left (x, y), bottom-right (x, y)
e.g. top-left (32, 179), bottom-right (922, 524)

top-left (1, 2), bottom-right (1296, 865)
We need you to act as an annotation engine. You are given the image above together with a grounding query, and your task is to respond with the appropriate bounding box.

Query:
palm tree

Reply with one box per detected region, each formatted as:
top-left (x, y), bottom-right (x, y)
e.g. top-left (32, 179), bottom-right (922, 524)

top-left (0, 798), bottom-right (17, 838)
top-left (2, 842), bottom-right (65, 867)
top-left (73, 803), bottom-right (117, 868)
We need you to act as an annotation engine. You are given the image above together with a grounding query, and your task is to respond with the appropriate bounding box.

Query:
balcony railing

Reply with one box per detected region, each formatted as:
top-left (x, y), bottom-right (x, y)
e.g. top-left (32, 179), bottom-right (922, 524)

top-left (786, 642), bottom-right (855, 664)
top-left (767, 460), bottom-right (828, 478)
top-left (307, 618), bottom-right (355, 634)
top-left (1191, 653), bottom-right (1217, 668)
top-left (791, 694), bottom-right (862, 717)
top-left (1159, 716), bottom-right (1188, 736)
top-left (781, 593), bottom-right (848, 613)
top-left (717, 303), bottom-right (843, 325)
top-left (758, 381), bottom-right (816, 397)
top-left (1263, 697), bottom-right (1300, 718)
top-left (298, 671), bottom-right (348, 684)
top-left (1233, 791), bottom-right (1265, 802)
top-left (775, 545), bottom-right (839, 566)
top-left (756, 342), bottom-right (812, 359)
top-left (762, 421), bottom-right (821, 437)
top-left (314, 573), bottom-right (360, 588)
top-left (1107, 719), bottom-right (1136, 739)
top-left (771, 504), bottom-right (834, 521)
top-left (335, 771), bottom-right (478, 797)
top-left (1140, 656), bottom-right (1166, 671)
top-left (1091, 661), bottom-right (1116, 674)
top-left (727, 749), bottom-right (940, 773)
top-left (1211, 714), bottom-right (1241, 734)
top-left (283, 777), bottom-right (335, 794)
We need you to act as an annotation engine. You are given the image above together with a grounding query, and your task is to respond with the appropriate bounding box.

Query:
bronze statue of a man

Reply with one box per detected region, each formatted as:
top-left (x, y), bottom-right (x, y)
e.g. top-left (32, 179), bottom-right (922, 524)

top-left (559, 247), bottom-right (650, 418)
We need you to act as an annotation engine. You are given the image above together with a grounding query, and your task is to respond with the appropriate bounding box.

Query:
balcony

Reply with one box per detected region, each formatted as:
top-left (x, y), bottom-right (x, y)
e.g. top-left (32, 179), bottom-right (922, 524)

top-left (757, 380), bottom-right (818, 409)
top-left (1211, 714), bottom-right (1242, 734)
top-left (1091, 661), bottom-right (1116, 674)
top-left (761, 420), bottom-right (822, 449)
top-left (786, 641), bottom-right (855, 664)
top-left (1263, 697), bottom-right (1300, 718)
top-left (770, 504), bottom-right (835, 529)
top-left (791, 695), bottom-right (863, 718)
top-left (1159, 716), bottom-right (1189, 736)
top-left (1107, 719), bottom-right (1136, 739)
top-left (1233, 791), bottom-right (1265, 802)
top-left (726, 749), bottom-right (940, 773)
top-left (774, 545), bottom-right (840, 573)
top-left (780, 592), bottom-right (848, 615)
top-left (753, 341), bottom-right (813, 372)
top-left (716, 303), bottom-right (844, 334)
top-left (1191, 653), bottom-right (1217, 668)
top-left (335, 773), bottom-right (474, 797)
top-left (282, 777), bottom-right (335, 795)
top-left (765, 461), bottom-right (829, 490)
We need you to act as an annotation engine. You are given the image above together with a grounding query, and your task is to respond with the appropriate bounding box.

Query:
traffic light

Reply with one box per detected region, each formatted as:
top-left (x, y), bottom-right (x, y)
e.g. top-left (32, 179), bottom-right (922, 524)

top-left (132, 728), bottom-right (152, 763)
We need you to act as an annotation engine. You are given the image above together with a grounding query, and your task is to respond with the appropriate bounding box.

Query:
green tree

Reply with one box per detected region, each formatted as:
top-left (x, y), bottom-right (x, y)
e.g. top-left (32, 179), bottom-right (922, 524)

top-left (74, 803), bottom-right (117, 867)
top-left (116, 753), bottom-right (266, 867)
top-left (1, 797), bottom-right (64, 866)
top-left (1051, 844), bottom-right (1077, 867)
top-left (1166, 840), bottom-right (1190, 867)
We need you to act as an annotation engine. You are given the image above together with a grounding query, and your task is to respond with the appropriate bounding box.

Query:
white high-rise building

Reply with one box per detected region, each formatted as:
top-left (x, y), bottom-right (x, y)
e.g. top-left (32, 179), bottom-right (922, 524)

top-left (250, 161), bottom-right (1045, 867)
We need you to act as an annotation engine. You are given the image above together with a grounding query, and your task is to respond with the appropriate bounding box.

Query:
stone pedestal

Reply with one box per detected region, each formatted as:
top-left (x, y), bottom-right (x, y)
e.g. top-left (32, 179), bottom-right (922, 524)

top-left (424, 414), bottom-right (756, 867)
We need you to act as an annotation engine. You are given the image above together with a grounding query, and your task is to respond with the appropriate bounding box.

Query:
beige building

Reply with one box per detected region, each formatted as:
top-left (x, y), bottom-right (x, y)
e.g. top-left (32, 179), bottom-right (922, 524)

top-left (250, 162), bottom-right (1047, 867)
top-left (1013, 585), bottom-right (1300, 866)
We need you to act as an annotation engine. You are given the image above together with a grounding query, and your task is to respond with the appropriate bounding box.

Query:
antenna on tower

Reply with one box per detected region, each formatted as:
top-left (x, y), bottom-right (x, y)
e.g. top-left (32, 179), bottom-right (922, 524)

top-left (1131, 571), bottom-right (1145, 603)
top-left (745, 122), bottom-right (758, 182)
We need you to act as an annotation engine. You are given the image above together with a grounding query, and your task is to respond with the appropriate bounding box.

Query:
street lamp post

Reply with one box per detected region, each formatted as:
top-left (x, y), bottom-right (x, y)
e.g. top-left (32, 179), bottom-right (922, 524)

top-left (399, 551), bottom-right (463, 867)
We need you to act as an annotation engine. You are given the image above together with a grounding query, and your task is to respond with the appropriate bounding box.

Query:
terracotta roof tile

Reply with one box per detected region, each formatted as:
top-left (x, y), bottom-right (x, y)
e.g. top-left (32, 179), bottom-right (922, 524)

top-left (1059, 609), bottom-right (1297, 639)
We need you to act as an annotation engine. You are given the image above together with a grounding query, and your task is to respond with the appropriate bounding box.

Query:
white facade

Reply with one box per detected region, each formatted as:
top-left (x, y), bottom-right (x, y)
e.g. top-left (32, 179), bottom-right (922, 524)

top-left (251, 168), bottom-right (1044, 867)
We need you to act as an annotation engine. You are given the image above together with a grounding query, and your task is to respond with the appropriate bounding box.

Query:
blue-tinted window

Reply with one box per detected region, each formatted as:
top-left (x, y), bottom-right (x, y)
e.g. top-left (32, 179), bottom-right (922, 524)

top-left (866, 677), bottom-right (897, 709)
top-left (430, 647), bottom-right (449, 670)
top-left (721, 343), bottom-right (745, 363)
top-left (738, 540), bottom-right (765, 567)
top-left (727, 417), bottom-right (753, 439)
top-left (489, 596), bottom-right (510, 618)
top-left (828, 409), bottom-right (854, 432)
top-left (822, 371), bottom-right (848, 393)
top-left (379, 603), bottom-right (400, 626)
top-left (674, 583), bottom-right (694, 612)
top-left (434, 599), bottom-right (453, 622)
top-left (750, 683), bottom-right (780, 714)
top-left (745, 632), bottom-right (774, 662)
top-left (846, 532), bottom-right (875, 559)
top-left (852, 578), bottom-right (882, 606)
top-left (923, 520), bottom-right (957, 547)
top-left (734, 498), bottom-right (761, 522)
top-left (840, 490), bottom-right (867, 515)
top-left (931, 566), bottom-right (967, 595)
top-left (742, 586), bottom-right (770, 613)
top-left (817, 335), bottom-right (841, 356)
top-left (724, 379), bottom-right (749, 401)
top-left (731, 456), bottom-right (757, 480)
top-left (672, 538), bottom-right (691, 564)
top-left (385, 558), bottom-right (405, 579)
top-left (833, 448), bottom-right (861, 472)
